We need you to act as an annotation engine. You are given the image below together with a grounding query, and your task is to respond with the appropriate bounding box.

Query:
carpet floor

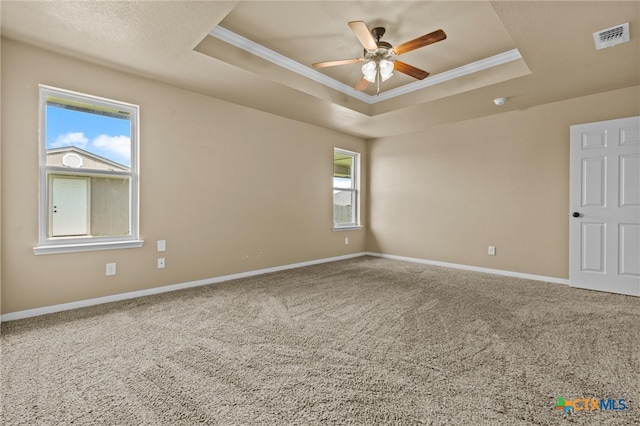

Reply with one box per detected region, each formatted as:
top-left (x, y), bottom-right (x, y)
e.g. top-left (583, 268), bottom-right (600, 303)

top-left (1, 256), bottom-right (639, 425)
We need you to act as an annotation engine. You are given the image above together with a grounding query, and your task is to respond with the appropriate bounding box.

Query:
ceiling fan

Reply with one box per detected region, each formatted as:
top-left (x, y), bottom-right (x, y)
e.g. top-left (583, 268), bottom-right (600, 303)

top-left (312, 21), bottom-right (446, 95)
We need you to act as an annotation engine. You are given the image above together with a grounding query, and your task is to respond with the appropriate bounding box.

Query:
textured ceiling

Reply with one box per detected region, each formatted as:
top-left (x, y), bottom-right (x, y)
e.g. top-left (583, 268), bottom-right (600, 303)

top-left (195, 1), bottom-right (531, 115)
top-left (1, 1), bottom-right (639, 139)
top-left (217, 1), bottom-right (517, 92)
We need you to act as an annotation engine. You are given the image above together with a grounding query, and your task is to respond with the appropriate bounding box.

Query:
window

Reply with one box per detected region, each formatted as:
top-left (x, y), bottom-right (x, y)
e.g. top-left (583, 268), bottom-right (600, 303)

top-left (333, 148), bottom-right (360, 229)
top-left (34, 85), bottom-right (142, 254)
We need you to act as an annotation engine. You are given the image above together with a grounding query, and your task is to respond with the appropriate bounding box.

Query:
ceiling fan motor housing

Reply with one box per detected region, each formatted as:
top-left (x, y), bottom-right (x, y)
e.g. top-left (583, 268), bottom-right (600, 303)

top-left (364, 28), bottom-right (393, 58)
top-left (364, 27), bottom-right (393, 59)
top-left (364, 42), bottom-right (393, 58)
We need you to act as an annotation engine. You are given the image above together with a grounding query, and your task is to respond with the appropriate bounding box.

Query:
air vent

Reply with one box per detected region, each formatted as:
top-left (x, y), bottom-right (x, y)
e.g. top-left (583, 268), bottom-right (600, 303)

top-left (593, 22), bottom-right (630, 50)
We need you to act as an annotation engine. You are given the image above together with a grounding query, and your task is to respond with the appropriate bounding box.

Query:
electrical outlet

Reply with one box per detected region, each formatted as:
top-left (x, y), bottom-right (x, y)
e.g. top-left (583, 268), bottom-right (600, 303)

top-left (106, 263), bottom-right (117, 276)
top-left (488, 246), bottom-right (496, 256)
top-left (157, 240), bottom-right (166, 252)
top-left (157, 258), bottom-right (165, 269)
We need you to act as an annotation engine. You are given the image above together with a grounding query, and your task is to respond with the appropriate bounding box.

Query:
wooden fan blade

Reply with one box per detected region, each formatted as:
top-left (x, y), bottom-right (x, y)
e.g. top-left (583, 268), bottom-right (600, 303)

top-left (393, 61), bottom-right (430, 80)
top-left (312, 58), bottom-right (364, 68)
top-left (354, 77), bottom-right (369, 91)
top-left (348, 21), bottom-right (378, 51)
top-left (392, 29), bottom-right (446, 56)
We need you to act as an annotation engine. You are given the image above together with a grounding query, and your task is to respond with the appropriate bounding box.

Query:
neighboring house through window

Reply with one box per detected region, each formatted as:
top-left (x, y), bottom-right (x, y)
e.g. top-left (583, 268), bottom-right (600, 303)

top-left (34, 85), bottom-right (142, 254)
top-left (333, 148), bottom-right (360, 229)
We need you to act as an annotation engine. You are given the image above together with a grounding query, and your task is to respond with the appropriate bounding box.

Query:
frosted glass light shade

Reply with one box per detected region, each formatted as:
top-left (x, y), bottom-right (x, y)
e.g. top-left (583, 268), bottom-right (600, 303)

top-left (379, 59), bottom-right (394, 81)
top-left (361, 61), bottom-right (377, 82)
top-left (361, 59), bottom-right (394, 83)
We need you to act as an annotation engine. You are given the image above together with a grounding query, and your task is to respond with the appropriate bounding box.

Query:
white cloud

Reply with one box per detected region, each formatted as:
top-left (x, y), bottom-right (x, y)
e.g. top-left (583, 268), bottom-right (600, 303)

top-left (92, 134), bottom-right (131, 162)
top-left (51, 132), bottom-right (88, 148)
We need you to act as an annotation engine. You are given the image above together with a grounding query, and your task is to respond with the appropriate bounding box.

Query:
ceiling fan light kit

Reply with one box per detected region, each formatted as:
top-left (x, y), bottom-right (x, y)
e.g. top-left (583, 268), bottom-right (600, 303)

top-left (312, 21), bottom-right (446, 95)
top-left (362, 58), bottom-right (393, 83)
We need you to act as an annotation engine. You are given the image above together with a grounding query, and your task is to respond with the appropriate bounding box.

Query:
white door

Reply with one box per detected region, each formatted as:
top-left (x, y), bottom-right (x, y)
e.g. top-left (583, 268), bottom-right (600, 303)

top-left (570, 116), bottom-right (640, 296)
top-left (51, 176), bottom-right (90, 237)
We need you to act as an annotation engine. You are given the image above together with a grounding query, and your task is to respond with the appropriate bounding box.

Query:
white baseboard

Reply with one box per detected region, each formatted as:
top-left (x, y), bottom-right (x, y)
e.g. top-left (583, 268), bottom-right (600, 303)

top-left (1, 252), bottom-right (367, 322)
top-left (1, 251), bottom-right (569, 322)
top-left (364, 252), bottom-right (570, 286)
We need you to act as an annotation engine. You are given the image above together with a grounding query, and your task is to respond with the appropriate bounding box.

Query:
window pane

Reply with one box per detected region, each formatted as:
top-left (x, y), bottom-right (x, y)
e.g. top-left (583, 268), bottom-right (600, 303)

top-left (333, 176), bottom-right (353, 189)
top-left (333, 149), bottom-right (358, 227)
top-left (46, 101), bottom-right (131, 171)
top-left (90, 177), bottom-right (130, 236)
top-left (48, 175), bottom-right (130, 238)
top-left (334, 152), bottom-right (353, 185)
top-left (333, 190), bottom-right (355, 225)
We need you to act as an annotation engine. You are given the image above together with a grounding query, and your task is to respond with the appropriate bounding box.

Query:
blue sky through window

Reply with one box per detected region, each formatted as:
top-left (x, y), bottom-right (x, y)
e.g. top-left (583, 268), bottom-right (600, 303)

top-left (46, 105), bottom-right (131, 167)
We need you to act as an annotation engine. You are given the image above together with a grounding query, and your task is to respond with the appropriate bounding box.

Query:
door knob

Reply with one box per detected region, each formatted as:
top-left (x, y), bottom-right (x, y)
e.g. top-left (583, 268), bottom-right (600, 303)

top-left (572, 212), bottom-right (580, 218)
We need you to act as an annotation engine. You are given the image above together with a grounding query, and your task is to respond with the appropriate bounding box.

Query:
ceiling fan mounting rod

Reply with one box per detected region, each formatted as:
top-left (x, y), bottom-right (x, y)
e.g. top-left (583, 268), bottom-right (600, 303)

top-left (371, 27), bottom-right (386, 42)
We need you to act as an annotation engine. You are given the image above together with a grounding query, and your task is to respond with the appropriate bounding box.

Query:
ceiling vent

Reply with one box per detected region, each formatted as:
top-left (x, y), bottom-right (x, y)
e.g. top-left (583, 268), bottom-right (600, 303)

top-left (593, 22), bottom-right (630, 50)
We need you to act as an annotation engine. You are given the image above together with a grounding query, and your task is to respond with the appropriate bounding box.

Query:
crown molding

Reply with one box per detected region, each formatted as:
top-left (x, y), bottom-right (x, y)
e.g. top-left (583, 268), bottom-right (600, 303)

top-left (209, 25), bottom-right (522, 105)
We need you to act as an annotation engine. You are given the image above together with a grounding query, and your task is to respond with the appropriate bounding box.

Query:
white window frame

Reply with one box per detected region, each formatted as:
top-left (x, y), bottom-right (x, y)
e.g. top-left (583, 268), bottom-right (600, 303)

top-left (333, 148), bottom-right (362, 230)
top-left (34, 85), bottom-right (143, 255)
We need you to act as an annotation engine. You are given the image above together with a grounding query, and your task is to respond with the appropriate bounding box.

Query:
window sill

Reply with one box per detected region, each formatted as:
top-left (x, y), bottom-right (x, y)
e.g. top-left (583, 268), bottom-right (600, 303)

top-left (332, 226), bottom-right (363, 232)
top-left (33, 240), bottom-right (144, 255)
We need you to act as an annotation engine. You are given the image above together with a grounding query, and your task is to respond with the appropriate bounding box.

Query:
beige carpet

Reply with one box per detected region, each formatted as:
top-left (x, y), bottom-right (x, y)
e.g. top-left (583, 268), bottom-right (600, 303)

top-left (2, 256), bottom-right (639, 425)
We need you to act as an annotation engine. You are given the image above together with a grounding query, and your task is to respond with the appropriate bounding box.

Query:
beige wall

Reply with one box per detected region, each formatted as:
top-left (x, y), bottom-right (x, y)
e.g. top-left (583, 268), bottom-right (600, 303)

top-left (1, 39), bottom-right (367, 314)
top-left (2, 36), bottom-right (638, 315)
top-left (366, 86), bottom-right (640, 279)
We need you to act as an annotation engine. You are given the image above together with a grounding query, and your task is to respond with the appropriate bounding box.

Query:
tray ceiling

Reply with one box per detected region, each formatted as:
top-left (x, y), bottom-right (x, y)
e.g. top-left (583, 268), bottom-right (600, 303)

top-left (1, 1), bottom-right (638, 139)
top-left (195, 1), bottom-right (531, 115)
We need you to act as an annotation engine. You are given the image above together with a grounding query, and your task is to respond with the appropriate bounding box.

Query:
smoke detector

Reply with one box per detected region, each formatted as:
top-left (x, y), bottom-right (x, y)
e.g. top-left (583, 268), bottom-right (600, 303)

top-left (593, 22), bottom-right (630, 50)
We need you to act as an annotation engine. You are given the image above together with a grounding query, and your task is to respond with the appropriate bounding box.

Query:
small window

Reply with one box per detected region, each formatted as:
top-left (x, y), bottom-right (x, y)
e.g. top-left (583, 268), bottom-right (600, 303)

top-left (333, 148), bottom-right (360, 229)
top-left (35, 86), bottom-right (142, 254)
